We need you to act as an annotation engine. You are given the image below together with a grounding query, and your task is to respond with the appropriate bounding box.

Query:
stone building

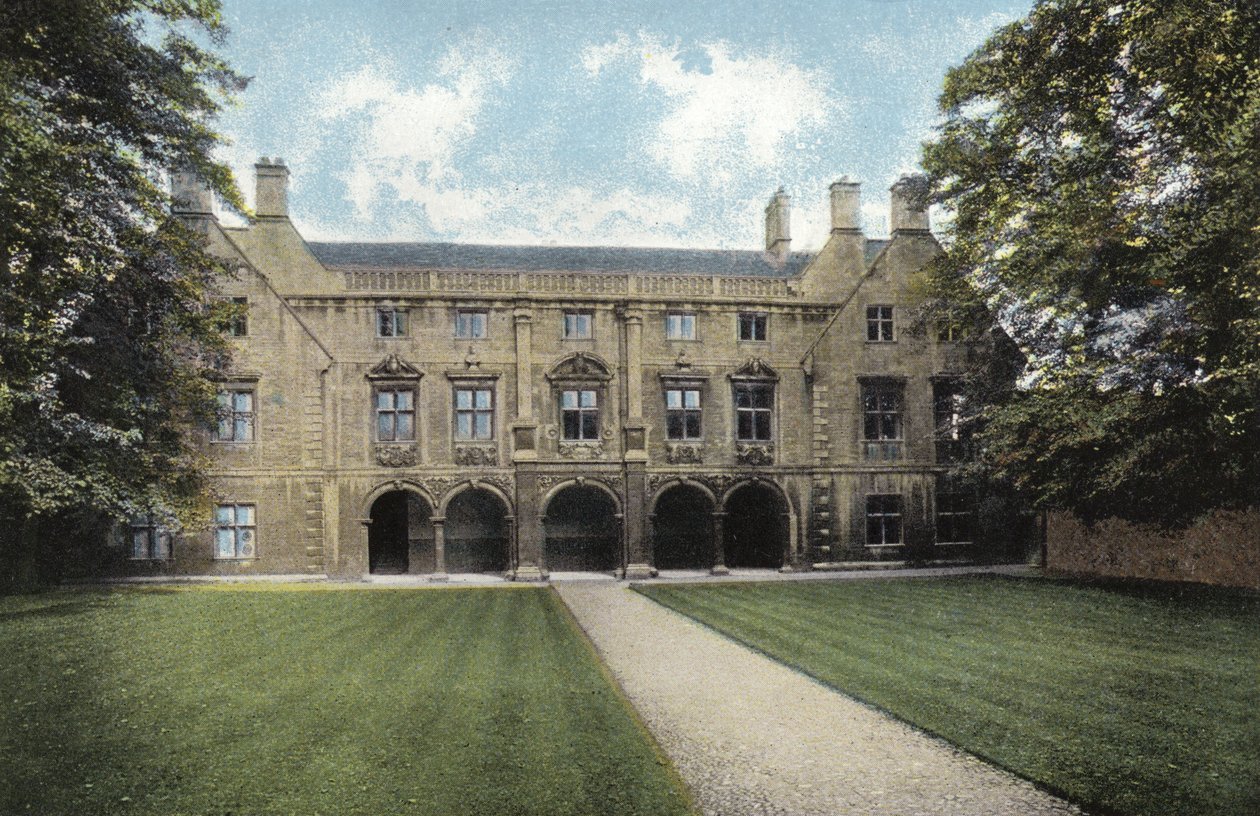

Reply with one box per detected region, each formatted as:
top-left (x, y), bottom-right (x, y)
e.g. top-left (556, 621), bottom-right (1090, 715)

top-left (130, 159), bottom-right (1018, 579)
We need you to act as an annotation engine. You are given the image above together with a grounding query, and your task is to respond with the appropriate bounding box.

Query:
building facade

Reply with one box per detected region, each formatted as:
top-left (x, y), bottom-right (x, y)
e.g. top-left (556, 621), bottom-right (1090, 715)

top-left (129, 159), bottom-right (1020, 580)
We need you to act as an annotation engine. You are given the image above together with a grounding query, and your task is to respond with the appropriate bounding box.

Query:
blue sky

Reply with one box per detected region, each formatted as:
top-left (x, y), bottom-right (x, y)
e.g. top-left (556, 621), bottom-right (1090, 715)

top-left (213, 0), bottom-right (1033, 249)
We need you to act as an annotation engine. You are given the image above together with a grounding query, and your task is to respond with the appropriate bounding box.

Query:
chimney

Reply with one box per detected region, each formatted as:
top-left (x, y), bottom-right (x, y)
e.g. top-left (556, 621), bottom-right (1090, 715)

top-left (829, 177), bottom-right (862, 233)
top-left (889, 174), bottom-right (930, 233)
top-left (170, 168), bottom-right (214, 217)
top-left (764, 187), bottom-right (791, 260)
top-left (255, 157), bottom-right (290, 218)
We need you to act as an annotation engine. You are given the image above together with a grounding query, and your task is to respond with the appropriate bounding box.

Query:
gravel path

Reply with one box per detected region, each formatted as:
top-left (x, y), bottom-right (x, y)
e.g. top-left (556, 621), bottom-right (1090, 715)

top-left (556, 581), bottom-right (1081, 816)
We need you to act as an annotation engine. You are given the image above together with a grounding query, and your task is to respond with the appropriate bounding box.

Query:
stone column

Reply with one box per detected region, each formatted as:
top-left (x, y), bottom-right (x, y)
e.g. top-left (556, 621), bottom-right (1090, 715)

top-left (711, 511), bottom-right (730, 575)
top-left (431, 516), bottom-right (448, 582)
top-left (622, 464), bottom-right (653, 579)
top-left (512, 469), bottom-right (545, 580)
top-left (619, 305), bottom-right (647, 458)
top-left (512, 305), bottom-right (538, 461)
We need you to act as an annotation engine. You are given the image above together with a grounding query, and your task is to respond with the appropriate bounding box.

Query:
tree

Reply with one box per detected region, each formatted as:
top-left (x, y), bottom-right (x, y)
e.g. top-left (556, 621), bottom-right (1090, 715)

top-left (0, 0), bottom-right (246, 582)
top-left (923, 0), bottom-right (1260, 525)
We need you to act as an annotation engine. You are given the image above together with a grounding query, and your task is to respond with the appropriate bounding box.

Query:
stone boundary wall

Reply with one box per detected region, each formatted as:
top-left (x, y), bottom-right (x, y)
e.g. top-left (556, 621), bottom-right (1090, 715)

top-left (1046, 509), bottom-right (1260, 590)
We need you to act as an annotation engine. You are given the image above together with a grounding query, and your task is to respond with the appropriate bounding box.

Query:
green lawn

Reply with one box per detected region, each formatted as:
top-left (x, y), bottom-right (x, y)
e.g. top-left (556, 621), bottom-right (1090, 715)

top-left (637, 575), bottom-right (1260, 816)
top-left (0, 585), bottom-right (693, 816)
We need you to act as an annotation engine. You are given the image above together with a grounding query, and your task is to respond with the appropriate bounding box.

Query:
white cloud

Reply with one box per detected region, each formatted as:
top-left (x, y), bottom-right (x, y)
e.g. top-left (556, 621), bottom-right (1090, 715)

top-left (582, 33), bottom-right (842, 183)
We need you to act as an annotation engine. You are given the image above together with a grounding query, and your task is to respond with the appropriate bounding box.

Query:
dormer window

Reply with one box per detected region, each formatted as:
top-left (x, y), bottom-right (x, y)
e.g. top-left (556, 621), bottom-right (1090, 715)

top-left (866, 305), bottom-right (894, 342)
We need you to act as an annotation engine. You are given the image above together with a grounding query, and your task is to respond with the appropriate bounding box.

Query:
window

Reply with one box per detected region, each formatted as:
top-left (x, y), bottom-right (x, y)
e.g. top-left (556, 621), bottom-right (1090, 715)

top-left (454, 387), bottom-right (494, 440)
top-left (129, 517), bottom-right (171, 560)
top-left (214, 504), bottom-right (256, 559)
top-left (563, 311), bottom-right (592, 339)
top-left (861, 381), bottom-right (903, 460)
top-left (377, 308), bottom-right (408, 338)
top-left (866, 495), bottom-right (903, 546)
top-left (561, 389), bottom-right (599, 440)
top-left (213, 389), bottom-right (255, 442)
top-left (375, 388), bottom-right (415, 442)
top-left (735, 383), bottom-right (773, 441)
top-left (665, 388), bottom-right (702, 440)
top-left (934, 381), bottom-right (967, 462)
top-left (866, 305), bottom-right (894, 342)
top-left (737, 312), bottom-right (768, 342)
top-left (938, 320), bottom-right (965, 343)
top-left (666, 312), bottom-right (696, 340)
top-left (936, 493), bottom-right (974, 545)
top-left (455, 310), bottom-right (487, 339)
top-left (217, 296), bottom-right (248, 337)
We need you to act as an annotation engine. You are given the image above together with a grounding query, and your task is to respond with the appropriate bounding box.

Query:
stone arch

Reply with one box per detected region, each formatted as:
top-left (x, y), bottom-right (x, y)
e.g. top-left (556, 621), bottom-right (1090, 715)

top-left (437, 479), bottom-right (515, 517)
top-left (651, 482), bottom-right (716, 570)
top-left (442, 485), bottom-right (512, 574)
top-left (720, 479), bottom-right (791, 569)
top-left (364, 482), bottom-right (436, 575)
top-left (648, 477), bottom-right (718, 514)
top-left (542, 481), bottom-right (622, 573)
top-left (361, 479), bottom-right (438, 520)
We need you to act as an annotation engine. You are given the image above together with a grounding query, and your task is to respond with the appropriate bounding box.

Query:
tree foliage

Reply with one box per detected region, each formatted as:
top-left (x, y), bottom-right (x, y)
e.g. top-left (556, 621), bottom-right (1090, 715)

top-left (924, 0), bottom-right (1260, 525)
top-left (0, 0), bottom-right (246, 578)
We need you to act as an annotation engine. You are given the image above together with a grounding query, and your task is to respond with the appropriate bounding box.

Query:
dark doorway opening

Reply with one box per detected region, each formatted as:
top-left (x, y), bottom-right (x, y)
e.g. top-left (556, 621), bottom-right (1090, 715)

top-left (724, 483), bottom-right (786, 569)
top-left (444, 489), bottom-right (510, 573)
top-left (543, 485), bottom-right (619, 572)
top-left (368, 491), bottom-right (432, 574)
top-left (653, 485), bottom-right (713, 569)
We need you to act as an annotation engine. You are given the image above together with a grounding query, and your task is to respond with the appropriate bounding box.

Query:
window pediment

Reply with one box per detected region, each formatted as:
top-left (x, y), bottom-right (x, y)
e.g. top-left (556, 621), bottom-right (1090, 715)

top-left (729, 357), bottom-right (779, 382)
top-left (546, 351), bottom-right (612, 383)
top-left (367, 353), bottom-right (423, 381)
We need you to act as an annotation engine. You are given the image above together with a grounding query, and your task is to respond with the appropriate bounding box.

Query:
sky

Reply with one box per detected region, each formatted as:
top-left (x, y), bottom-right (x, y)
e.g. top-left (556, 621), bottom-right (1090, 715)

top-left (212, 0), bottom-right (1035, 250)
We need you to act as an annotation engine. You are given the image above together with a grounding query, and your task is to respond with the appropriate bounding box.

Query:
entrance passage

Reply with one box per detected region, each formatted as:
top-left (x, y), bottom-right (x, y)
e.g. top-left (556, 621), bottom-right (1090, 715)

top-left (368, 490), bottom-right (433, 574)
top-left (444, 489), bottom-right (510, 573)
top-left (544, 485), bottom-right (619, 572)
top-left (723, 483), bottom-right (786, 569)
top-left (653, 485), bottom-right (713, 569)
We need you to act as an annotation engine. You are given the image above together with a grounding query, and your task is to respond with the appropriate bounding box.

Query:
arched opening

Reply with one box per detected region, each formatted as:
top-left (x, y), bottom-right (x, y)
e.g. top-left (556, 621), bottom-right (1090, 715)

top-left (368, 490), bottom-right (433, 574)
top-left (723, 483), bottom-right (786, 569)
top-left (653, 484), bottom-right (714, 569)
top-left (543, 485), bottom-right (619, 572)
top-left (444, 488), bottom-right (510, 573)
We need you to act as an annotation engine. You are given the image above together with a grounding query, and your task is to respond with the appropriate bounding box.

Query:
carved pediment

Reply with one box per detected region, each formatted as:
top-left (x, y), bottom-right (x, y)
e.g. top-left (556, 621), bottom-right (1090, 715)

top-left (367, 354), bottom-right (423, 380)
top-left (546, 352), bottom-right (612, 382)
top-left (730, 357), bottom-right (779, 381)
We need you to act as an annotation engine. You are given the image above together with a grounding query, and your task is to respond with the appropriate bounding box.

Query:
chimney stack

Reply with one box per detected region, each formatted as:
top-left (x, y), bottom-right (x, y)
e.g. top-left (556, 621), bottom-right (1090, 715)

top-left (764, 187), bottom-right (791, 261)
top-left (255, 157), bottom-right (290, 218)
top-left (170, 168), bottom-right (214, 217)
top-left (829, 177), bottom-right (862, 233)
top-left (889, 174), bottom-right (930, 233)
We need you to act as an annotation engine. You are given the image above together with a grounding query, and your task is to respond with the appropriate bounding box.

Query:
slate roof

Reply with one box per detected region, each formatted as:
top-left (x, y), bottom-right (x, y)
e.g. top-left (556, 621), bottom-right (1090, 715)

top-left (308, 240), bottom-right (892, 278)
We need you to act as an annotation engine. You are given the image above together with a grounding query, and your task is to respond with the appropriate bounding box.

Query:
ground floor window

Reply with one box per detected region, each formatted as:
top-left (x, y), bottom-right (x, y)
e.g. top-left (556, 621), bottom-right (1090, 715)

top-left (936, 493), bottom-right (974, 544)
top-left (214, 504), bottom-right (256, 559)
top-left (866, 494), bottom-right (903, 546)
top-left (130, 517), bottom-right (171, 560)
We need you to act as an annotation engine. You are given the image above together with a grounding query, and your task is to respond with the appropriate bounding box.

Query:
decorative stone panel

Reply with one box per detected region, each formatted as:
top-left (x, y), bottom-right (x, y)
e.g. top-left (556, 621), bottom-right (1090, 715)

top-left (736, 443), bottom-right (775, 466)
top-left (558, 441), bottom-right (606, 459)
top-left (666, 443), bottom-right (704, 464)
top-left (453, 445), bottom-right (498, 466)
top-left (374, 444), bottom-right (417, 467)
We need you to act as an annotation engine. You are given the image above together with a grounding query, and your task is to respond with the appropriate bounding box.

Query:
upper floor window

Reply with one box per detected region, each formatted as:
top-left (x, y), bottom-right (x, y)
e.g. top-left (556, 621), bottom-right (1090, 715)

top-left (938, 320), bottom-right (966, 343)
top-left (455, 310), bottom-right (488, 339)
top-left (934, 381), bottom-right (967, 463)
top-left (375, 388), bottom-right (415, 442)
top-left (561, 389), bottom-right (599, 440)
top-left (738, 312), bottom-right (768, 342)
top-left (214, 503), bottom-right (256, 560)
top-left (666, 312), bottom-right (696, 340)
top-left (866, 305), bottom-right (894, 342)
top-left (866, 495), bottom-right (903, 547)
top-left (563, 311), bottom-right (593, 339)
top-left (217, 296), bottom-right (248, 337)
top-left (936, 493), bottom-right (974, 545)
top-left (454, 387), bottom-right (494, 440)
top-left (861, 380), bottom-right (903, 460)
top-left (130, 516), bottom-right (171, 560)
top-left (213, 389), bottom-right (255, 443)
top-left (665, 388), bottom-right (702, 440)
top-left (734, 383), bottom-right (773, 442)
top-left (377, 308), bottom-right (408, 338)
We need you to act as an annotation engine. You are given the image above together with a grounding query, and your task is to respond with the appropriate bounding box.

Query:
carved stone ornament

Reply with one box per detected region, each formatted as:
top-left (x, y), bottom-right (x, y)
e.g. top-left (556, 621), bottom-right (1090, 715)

top-left (367, 354), bottom-right (423, 380)
top-left (666, 443), bottom-right (704, 464)
top-left (731, 357), bottom-right (779, 381)
top-left (420, 476), bottom-right (459, 498)
top-left (374, 444), bottom-right (417, 468)
top-left (558, 441), bottom-right (605, 459)
top-left (453, 445), bottom-right (498, 466)
top-left (546, 351), bottom-right (613, 382)
top-left (476, 474), bottom-right (514, 496)
top-left (736, 444), bottom-right (775, 466)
